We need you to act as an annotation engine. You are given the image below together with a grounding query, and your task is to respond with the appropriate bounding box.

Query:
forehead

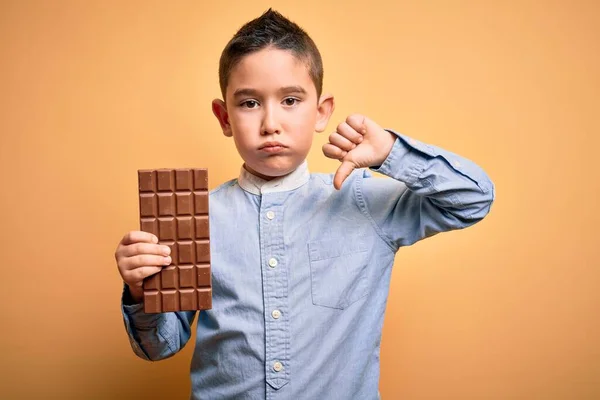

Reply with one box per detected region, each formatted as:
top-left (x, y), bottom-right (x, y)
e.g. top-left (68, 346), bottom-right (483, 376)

top-left (227, 48), bottom-right (315, 96)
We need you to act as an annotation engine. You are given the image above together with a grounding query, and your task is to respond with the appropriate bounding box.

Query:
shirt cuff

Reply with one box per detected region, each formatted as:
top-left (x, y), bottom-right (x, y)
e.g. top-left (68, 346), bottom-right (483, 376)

top-left (370, 129), bottom-right (429, 186)
top-left (121, 284), bottom-right (162, 329)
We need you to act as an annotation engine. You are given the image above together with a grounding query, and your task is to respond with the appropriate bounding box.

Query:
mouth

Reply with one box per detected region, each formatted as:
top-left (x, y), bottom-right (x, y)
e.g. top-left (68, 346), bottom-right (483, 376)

top-left (259, 141), bottom-right (288, 153)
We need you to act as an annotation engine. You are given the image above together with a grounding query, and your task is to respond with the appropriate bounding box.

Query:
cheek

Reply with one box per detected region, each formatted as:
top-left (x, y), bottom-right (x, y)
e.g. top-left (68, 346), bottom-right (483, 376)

top-left (230, 112), bottom-right (247, 130)
top-left (291, 105), bottom-right (317, 130)
top-left (292, 118), bottom-right (315, 148)
top-left (230, 113), bottom-right (257, 139)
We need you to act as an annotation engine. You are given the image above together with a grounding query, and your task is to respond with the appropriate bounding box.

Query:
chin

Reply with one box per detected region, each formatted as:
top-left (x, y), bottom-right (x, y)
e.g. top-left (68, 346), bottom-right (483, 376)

top-left (252, 159), bottom-right (300, 179)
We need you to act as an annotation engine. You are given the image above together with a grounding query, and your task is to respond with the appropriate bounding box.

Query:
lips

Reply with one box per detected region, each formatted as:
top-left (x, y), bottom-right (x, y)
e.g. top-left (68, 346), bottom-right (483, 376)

top-left (258, 142), bottom-right (287, 153)
top-left (259, 141), bottom-right (287, 150)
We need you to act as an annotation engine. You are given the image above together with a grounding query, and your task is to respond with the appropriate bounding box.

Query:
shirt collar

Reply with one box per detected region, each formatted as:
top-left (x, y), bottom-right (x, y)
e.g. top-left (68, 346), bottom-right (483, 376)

top-left (238, 160), bottom-right (310, 195)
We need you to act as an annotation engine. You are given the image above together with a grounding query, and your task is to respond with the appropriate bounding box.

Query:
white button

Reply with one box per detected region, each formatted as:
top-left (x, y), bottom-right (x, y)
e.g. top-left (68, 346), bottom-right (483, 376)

top-left (271, 309), bottom-right (281, 319)
top-left (273, 361), bottom-right (283, 372)
top-left (454, 160), bottom-right (461, 168)
top-left (266, 211), bottom-right (275, 220)
top-left (268, 258), bottom-right (278, 268)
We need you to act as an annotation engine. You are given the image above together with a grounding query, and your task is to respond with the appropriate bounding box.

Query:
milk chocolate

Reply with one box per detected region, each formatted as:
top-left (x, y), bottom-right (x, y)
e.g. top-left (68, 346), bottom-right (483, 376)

top-left (138, 168), bottom-right (212, 313)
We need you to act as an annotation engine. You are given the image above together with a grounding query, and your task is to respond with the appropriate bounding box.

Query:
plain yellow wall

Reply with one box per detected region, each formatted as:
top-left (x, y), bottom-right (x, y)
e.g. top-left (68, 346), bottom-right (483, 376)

top-left (1, 1), bottom-right (598, 399)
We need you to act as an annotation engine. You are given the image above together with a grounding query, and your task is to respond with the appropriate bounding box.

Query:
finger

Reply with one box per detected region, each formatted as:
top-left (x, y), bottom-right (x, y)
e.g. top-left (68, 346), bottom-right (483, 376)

top-left (337, 121), bottom-right (364, 144)
top-left (328, 132), bottom-right (356, 152)
top-left (125, 266), bottom-right (163, 286)
top-left (345, 114), bottom-right (368, 136)
top-left (121, 254), bottom-right (172, 271)
top-left (121, 242), bottom-right (171, 258)
top-left (322, 143), bottom-right (348, 160)
top-left (121, 231), bottom-right (158, 246)
top-left (333, 160), bottom-right (355, 190)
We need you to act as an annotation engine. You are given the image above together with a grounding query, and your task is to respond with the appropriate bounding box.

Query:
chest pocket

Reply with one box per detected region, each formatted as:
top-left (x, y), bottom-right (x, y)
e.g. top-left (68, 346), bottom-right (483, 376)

top-left (308, 235), bottom-right (370, 309)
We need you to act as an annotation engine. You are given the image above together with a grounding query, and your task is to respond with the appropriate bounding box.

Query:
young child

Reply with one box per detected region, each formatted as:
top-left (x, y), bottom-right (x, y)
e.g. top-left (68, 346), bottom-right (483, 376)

top-left (115, 9), bottom-right (495, 399)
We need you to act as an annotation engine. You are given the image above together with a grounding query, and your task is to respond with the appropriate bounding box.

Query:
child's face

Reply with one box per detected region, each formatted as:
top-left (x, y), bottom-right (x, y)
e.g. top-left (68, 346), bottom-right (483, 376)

top-left (212, 47), bottom-right (334, 180)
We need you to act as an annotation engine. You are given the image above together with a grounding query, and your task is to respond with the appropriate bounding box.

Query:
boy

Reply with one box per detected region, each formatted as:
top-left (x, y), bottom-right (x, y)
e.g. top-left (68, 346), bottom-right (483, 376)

top-left (115, 9), bottom-right (494, 400)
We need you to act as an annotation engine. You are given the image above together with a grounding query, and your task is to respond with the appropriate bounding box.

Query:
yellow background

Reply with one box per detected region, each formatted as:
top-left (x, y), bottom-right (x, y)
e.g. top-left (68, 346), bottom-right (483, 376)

top-left (1, 1), bottom-right (598, 398)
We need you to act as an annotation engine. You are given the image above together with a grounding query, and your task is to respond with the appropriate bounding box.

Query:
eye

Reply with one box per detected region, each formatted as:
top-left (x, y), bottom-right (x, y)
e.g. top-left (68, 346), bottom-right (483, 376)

top-left (241, 100), bottom-right (259, 109)
top-left (283, 97), bottom-right (299, 106)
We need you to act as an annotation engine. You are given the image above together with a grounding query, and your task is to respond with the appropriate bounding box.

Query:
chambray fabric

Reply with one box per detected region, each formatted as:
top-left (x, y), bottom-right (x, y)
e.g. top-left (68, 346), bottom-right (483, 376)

top-left (121, 130), bottom-right (495, 399)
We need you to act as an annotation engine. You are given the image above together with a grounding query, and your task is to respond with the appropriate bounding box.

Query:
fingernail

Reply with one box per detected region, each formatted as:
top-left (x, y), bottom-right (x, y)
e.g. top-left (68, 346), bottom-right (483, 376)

top-left (358, 136), bottom-right (363, 142)
top-left (164, 256), bottom-right (172, 264)
top-left (163, 246), bottom-right (171, 256)
top-left (152, 236), bottom-right (159, 244)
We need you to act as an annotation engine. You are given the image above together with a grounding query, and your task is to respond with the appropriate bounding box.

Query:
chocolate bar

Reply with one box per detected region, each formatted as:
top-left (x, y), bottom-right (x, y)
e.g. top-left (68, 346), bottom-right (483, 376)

top-left (138, 168), bottom-right (212, 313)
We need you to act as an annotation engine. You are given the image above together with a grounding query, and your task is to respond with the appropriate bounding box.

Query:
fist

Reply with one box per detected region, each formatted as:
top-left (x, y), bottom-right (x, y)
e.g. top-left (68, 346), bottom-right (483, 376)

top-left (322, 114), bottom-right (396, 190)
top-left (114, 231), bottom-right (172, 300)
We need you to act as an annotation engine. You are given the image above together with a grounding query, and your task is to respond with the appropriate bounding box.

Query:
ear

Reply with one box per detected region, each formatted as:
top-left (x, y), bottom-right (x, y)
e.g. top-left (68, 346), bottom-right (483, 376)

top-left (212, 99), bottom-right (232, 137)
top-left (314, 93), bottom-right (335, 133)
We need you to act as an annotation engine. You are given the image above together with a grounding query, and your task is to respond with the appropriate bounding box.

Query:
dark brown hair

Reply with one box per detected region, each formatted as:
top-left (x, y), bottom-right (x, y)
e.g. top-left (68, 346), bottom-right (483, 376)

top-left (218, 8), bottom-right (324, 100)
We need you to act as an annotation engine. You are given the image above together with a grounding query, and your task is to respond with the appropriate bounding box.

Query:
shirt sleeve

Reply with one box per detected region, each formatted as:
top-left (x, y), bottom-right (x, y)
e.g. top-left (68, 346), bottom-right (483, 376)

top-left (120, 284), bottom-right (196, 361)
top-left (355, 129), bottom-right (495, 251)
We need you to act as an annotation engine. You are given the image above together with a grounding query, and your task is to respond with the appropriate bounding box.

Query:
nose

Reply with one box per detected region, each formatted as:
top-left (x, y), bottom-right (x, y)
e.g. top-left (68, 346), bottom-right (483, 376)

top-left (261, 105), bottom-right (281, 135)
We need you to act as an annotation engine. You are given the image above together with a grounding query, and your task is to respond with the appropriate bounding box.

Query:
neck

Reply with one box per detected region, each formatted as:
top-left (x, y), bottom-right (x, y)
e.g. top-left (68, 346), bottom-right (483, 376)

top-left (238, 161), bottom-right (310, 195)
top-left (243, 164), bottom-right (286, 181)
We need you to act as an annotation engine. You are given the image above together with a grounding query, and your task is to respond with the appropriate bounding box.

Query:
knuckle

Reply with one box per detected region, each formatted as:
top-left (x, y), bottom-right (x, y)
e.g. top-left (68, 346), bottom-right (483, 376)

top-left (121, 270), bottom-right (134, 284)
top-left (145, 244), bottom-right (156, 255)
top-left (125, 269), bottom-right (142, 284)
top-left (347, 113), bottom-right (359, 123)
top-left (132, 242), bottom-right (145, 255)
top-left (126, 255), bottom-right (140, 267)
top-left (120, 259), bottom-right (133, 273)
top-left (332, 145), bottom-right (343, 155)
top-left (115, 255), bottom-right (124, 267)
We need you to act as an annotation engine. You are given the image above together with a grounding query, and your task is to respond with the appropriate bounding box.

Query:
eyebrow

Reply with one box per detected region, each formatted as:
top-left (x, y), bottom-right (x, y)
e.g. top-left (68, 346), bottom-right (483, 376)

top-left (232, 86), bottom-right (307, 98)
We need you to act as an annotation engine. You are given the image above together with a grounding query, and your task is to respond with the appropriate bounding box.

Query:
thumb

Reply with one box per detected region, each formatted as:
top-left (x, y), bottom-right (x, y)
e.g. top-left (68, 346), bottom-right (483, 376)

top-left (334, 160), bottom-right (355, 190)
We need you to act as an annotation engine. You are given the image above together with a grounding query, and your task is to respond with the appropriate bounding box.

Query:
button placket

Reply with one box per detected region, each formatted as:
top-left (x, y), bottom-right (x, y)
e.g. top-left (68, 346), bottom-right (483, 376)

top-left (258, 200), bottom-right (289, 390)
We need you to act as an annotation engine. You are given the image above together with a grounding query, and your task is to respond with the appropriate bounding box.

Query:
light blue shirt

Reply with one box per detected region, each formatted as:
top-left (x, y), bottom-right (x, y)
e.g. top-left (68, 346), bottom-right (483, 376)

top-left (121, 129), bottom-right (495, 399)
